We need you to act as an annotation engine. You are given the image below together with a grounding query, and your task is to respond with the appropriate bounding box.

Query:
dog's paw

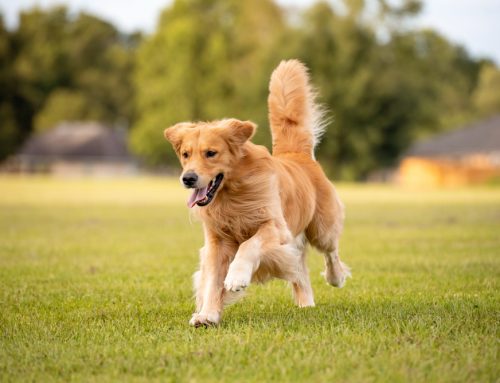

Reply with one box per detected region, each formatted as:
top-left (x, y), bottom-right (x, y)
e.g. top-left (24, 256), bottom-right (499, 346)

top-left (189, 312), bottom-right (220, 328)
top-left (322, 261), bottom-right (351, 288)
top-left (224, 262), bottom-right (252, 292)
top-left (224, 276), bottom-right (249, 292)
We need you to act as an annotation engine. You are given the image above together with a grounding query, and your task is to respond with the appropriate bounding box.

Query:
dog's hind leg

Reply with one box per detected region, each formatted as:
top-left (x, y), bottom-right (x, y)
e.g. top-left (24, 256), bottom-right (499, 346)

top-left (306, 185), bottom-right (351, 288)
top-left (290, 233), bottom-right (315, 307)
top-left (321, 239), bottom-right (351, 288)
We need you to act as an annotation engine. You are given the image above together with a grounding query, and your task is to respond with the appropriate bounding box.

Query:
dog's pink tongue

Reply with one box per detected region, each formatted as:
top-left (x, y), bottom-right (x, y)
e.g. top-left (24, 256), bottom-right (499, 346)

top-left (187, 186), bottom-right (209, 208)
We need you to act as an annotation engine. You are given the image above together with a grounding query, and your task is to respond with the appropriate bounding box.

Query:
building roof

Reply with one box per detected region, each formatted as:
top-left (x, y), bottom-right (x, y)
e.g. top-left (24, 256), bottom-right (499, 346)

top-left (407, 115), bottom-right (500, 158)
top-left (20, 122), bottom-right (133, 160)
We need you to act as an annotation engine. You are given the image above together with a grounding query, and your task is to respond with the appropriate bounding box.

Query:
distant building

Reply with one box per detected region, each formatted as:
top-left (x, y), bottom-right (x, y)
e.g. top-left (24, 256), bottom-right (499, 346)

top-left (399, 115), bottom-right (500, 187)
top-left (11, 122), bottom-right (137, 176)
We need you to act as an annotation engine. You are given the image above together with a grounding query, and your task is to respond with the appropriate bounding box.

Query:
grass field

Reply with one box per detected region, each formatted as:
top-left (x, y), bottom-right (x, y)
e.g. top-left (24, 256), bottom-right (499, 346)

top-left (0, 176), bottom-right (498, 382)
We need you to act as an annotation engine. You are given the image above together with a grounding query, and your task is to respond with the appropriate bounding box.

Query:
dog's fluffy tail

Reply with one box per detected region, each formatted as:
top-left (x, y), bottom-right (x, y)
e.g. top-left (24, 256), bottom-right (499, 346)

top-left (268, 59), bottom-right (326, 158)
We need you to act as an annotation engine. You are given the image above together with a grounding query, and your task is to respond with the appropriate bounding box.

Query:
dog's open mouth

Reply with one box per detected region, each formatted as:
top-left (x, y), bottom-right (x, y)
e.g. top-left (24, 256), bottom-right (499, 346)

top-left (187, 173), bottom-right (224, 208)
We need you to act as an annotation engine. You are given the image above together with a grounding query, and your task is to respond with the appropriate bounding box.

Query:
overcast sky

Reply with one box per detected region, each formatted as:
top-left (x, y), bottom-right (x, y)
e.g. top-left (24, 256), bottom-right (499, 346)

top-left (1, 0), bottom-right (499, 64)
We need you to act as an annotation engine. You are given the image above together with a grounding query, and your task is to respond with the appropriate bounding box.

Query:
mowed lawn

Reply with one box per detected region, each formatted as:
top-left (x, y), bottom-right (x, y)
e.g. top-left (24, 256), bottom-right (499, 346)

top-left (0, 176), bottom-right (498, 382)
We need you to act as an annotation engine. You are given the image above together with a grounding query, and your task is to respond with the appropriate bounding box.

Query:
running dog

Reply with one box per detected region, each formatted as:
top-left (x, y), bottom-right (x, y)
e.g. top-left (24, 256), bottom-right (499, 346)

top-left (164, 59), bottom-right (350, 327)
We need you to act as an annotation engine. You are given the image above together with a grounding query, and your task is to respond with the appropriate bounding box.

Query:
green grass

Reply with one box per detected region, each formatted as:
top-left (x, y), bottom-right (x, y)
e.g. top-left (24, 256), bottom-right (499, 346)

top-left (0, 176), bottom-right (498, 382)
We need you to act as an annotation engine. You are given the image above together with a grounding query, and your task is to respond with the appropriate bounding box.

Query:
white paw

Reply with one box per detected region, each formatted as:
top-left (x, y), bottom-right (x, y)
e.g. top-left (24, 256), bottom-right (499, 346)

top-left (334, 273), bottom-right (347, 288)
top-left (322, 270), bottom-right (345, 287)
top-left (224, 261), bottom-right (252, 292)
top-left (224, 266), bottom-right (251, 292)
top-left (322, 261), bottom-right (352, 288)
top-left (189, 311), bottom-right (220, 327)
top-left (224, 274), bottom-right (250, 292)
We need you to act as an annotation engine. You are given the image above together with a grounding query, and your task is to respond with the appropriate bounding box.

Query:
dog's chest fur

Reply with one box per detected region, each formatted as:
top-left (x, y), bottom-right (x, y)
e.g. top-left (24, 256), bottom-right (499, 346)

top-left (196, 179), bottom-right (275, 244)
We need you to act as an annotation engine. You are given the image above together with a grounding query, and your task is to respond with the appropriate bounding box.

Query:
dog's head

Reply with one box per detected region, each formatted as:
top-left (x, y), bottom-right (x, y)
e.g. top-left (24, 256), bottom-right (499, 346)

top-left (164, 118), bottom-right (256, 208)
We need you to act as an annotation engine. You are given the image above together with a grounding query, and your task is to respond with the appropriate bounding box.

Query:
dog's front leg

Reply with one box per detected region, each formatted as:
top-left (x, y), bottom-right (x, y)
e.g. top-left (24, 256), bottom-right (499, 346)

top-left (224, 221), bottom-right (282, 292)
top-left (190, 229), bottom-right (236, 327)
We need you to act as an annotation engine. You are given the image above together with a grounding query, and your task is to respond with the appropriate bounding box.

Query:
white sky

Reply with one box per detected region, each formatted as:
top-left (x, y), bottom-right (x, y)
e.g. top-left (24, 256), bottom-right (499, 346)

top-left (1, 0), bottom-right (499, 64)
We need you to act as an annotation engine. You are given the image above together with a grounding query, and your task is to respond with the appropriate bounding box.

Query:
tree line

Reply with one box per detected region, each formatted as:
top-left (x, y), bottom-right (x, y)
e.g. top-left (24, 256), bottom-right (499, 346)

top-left (1, 0), bottom-right (499, 179)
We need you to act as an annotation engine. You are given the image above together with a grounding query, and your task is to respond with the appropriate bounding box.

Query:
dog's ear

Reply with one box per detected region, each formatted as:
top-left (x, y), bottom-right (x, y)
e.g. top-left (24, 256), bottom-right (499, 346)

top-left (223, 119), bottom-right (256, 145)
top-left (164, 122), bottom-right (192, 152)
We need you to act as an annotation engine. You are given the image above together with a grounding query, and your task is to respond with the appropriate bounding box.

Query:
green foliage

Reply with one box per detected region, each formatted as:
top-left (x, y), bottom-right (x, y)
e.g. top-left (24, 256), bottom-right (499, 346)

top-left (0, 177), bottom-right (498, 381)
top-left (291, 2), bottom-right (481, 178)
top-left (0, 103), bottom-right (18, 160)
top-left (0, 7), bottom-right (139, 159)
top-left (299, 22), bottom-right (481, 178)
top-left (130, 0), bottom-right (488, 177)
top-left (131, 0), bottom-right (285, 164)
top-left (472, 63), bottom-right (500, 118)
top-left (34, 89), bottom-right (105, 131)
top-left (0, 15), bottom-right (23, 160)
top-left (1, 1), bottom-right (498, 176)
top-left (13, 7), bottom-right (137, 122)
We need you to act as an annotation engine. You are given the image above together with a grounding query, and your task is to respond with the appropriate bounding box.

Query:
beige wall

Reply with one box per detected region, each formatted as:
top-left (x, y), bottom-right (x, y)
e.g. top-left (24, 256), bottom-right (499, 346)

top-left (399, 156), bottom-right (500, 187)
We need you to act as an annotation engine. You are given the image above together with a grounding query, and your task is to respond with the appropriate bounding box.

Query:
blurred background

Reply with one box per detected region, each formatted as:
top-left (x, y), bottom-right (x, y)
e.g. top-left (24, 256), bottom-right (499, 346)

top-left (0, 0), bottom-right (499, 186)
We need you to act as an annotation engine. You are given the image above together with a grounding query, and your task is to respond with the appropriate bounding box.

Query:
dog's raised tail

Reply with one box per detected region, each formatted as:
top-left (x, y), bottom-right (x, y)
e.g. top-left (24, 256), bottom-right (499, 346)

top-left (268, 59), bottom-right (326, 157)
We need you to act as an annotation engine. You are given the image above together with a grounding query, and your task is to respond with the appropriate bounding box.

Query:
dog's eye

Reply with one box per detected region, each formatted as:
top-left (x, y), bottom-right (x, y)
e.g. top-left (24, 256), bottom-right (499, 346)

top-left (206, 150), bottom-right (217, 158)
top-left (182, 152), bottom-right (189, 159)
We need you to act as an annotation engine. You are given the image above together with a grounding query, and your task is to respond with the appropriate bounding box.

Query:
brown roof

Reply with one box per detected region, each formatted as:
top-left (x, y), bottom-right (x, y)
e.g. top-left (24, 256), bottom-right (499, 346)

top-left (407, 115), bottom-right (500, 158)
top-left (20, 122), bottom-right (132, 160)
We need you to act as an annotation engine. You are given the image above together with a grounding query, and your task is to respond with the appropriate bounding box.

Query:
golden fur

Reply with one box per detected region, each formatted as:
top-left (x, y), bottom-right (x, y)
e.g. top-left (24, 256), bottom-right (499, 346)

top-left (164, 59), bottom-right (350, 327)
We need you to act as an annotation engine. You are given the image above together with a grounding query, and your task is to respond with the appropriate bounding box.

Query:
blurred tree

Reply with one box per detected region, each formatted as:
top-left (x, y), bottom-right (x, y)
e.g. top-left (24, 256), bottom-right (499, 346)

top-left (294, 0), bottom-right (481, 179)
top-left (0, 14), bottom-right (19, 160)
top-left (0, 6), bottom-right (139, 159)
top-left (13, 6), bottom-right (70, 112)
top-left (132, 0), bottom-right (483, 176)
top-left (66, 13), bottom-right (138, 129)
top-left (295, 1), bottom-right (378, 178)
top-left (131, 0), bottom-right (286, 164)
top-left (472, 63), bottom-right (500, 118)
top-left (408, 30), bottom-right (481, 133)
top-left (0, 1), bottom-right (490, 178)
top-left (34, 89), bottom-right (107, 131)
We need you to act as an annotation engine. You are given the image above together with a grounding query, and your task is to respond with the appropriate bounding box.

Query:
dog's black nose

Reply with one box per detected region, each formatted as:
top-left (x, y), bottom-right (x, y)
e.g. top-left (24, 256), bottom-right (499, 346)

top-left (182, 172), bottom-right (198, 187)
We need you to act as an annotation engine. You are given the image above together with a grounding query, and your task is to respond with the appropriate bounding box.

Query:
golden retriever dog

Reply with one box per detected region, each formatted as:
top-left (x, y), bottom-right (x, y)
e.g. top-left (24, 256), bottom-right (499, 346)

top-left (164, 59), bottom-right (350, 327)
